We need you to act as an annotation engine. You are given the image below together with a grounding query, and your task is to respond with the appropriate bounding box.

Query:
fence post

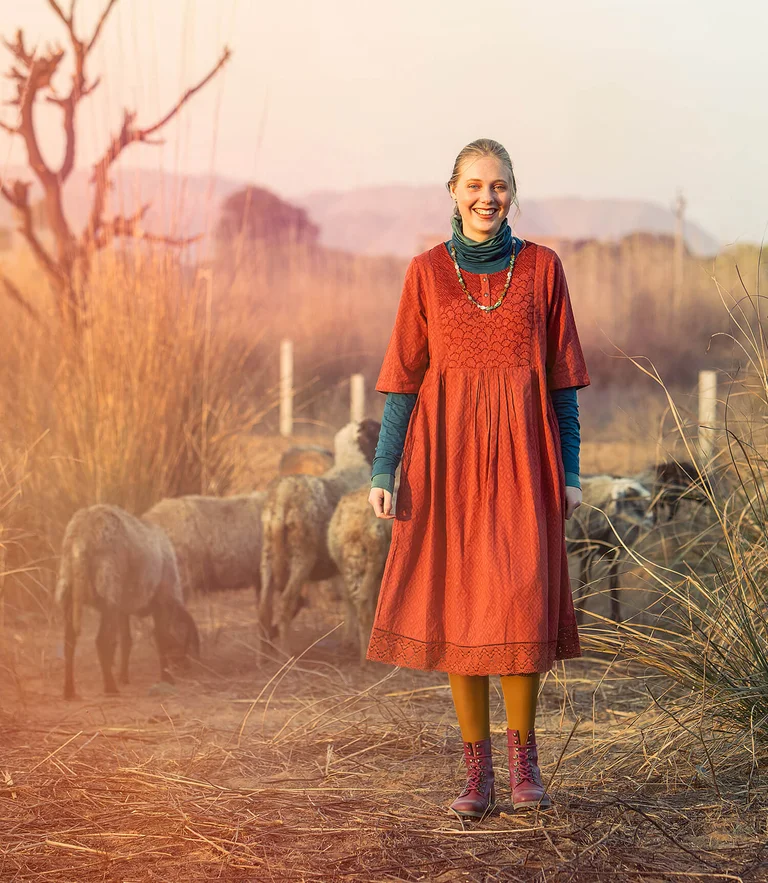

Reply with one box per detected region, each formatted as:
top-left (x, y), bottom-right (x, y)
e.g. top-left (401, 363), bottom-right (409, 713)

top-left (698, 369), bottom-right (717, 462)
top-left (280, 338), bottom-right (293, 437)
top-left (350, 373), bottom-right (365, 424)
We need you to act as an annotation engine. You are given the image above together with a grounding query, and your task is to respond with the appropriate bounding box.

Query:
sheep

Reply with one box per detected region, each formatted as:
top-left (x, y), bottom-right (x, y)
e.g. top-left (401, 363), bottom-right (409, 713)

top-left (55, 504), bottom-right (200, 700)
top-left (279, 445), bottom-right (334, 476)
top-left (327, 483), bottom-right (394, 662)
top-left (566, 475), bottom-right (655, 624)
top-left (142, 492), bottom-right (267, 600)
top-left (634, 459), bottom-right (713, 522)
top-left (259, 418), bottom-right (380, 653)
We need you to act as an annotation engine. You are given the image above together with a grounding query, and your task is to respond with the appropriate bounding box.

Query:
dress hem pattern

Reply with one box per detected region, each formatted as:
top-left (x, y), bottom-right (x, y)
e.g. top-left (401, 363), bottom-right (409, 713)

top-left (366, 624), bottom-right (582, 676)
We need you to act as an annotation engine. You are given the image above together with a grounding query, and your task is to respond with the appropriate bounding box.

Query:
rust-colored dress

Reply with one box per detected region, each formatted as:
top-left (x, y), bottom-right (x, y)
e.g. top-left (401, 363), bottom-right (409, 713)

top-left (366, 240), bottom-right (591, 676)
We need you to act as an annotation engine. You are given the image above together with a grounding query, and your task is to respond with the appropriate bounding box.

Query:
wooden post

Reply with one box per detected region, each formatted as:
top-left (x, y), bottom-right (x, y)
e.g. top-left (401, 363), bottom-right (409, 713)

top-left (350, 373), bottom-right (365, 424)
top-left (280, 338), bottom-right (293, 437)
top-left (698, 369), bottom-right (717, 462)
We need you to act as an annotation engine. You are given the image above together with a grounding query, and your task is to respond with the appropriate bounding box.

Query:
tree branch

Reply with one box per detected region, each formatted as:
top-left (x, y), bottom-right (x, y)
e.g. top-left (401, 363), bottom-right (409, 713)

top-left (0, 179), bottom-right (66, 284)
top-left (87, 0), bottom-right (119, 53)
top-left (141, 45), bottom-right (231, 139)
top-left (93, 202), bottom-right (149, 248)
top-left (84, 46), bottom-right (231, 249)
top-left (42, 0), bottom-right (112, 183)
top-left (92, 203), bottom-right (202, 250)
top-left (3, 30), bottom-right (62, 184)
top-left (0, 272), bottom-right (45, 326)
top-left (45, 0), bottom-right (70, 25)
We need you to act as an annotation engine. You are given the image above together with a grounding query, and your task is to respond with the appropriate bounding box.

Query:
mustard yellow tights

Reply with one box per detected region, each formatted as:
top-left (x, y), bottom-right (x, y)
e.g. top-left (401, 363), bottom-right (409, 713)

top-left (448, 673), bottom-right (541, 742)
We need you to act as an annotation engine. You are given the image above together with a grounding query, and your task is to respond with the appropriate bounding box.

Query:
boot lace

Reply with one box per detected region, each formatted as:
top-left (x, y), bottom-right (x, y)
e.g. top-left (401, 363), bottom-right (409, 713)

top-left (460, 756), bottom-right (487, 796)
top-left (513, 746), bottom-right (539, 786)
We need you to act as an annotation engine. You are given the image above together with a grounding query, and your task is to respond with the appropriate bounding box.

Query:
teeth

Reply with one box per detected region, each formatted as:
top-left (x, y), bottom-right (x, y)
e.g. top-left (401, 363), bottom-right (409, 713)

top-left (475, 209), bottom-right (495, 215)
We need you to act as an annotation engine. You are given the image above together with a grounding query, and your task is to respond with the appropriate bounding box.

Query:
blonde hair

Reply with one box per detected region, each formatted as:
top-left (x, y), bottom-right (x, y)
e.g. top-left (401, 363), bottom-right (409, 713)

top-left (446, 138), bottom-right (520, 227)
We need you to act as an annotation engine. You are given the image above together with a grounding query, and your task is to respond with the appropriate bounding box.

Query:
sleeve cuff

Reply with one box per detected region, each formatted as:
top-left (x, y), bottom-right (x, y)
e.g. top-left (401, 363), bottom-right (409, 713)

top-left (565, 472), bottom-right (581, 489)
top-left (371, 473), bottom-right (395, 494)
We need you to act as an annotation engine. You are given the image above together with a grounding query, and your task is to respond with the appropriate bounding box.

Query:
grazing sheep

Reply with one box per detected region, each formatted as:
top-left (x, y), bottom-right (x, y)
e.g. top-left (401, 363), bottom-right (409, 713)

top-left (327, 484), bottom-right (394, 662)
top-left (259, 419), bottom-right (380, 653)
top-left (279, 445), bottom-right (334, 476)
top-left (566, 475), bottom-right (655, 624)
top-left (143, 492), bottom-right (267, 600)
top-left (634, 459), bottom-right (712, 522)
top-left (55, 504), bottom-right (200, 700)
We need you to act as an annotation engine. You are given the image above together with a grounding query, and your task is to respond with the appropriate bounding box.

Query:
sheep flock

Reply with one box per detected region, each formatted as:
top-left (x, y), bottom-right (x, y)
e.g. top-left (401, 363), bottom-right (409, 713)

top-left (55, 417), bottom-right (712, 699)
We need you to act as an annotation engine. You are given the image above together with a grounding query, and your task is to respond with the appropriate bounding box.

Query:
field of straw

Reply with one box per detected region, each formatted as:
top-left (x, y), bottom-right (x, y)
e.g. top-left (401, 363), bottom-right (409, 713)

top-left (1, 239), bottom-right (768, 880)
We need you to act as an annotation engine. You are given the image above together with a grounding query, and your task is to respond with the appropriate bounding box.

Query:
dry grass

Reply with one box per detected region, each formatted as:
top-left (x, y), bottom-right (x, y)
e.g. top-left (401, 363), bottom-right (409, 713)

top-left (2, 222), bottom-right (768, 879)
top-left (1, 593), bottom-right (767, 882)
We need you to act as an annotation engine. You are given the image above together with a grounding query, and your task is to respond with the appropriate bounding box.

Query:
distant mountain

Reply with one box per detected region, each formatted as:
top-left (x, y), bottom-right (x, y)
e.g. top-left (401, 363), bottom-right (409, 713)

top-left (0, 167), bottom-right (721, 257)
top-left (294, 187), bottom-right (722, 258)
top-left (0, 166), bottom-right (244, 241)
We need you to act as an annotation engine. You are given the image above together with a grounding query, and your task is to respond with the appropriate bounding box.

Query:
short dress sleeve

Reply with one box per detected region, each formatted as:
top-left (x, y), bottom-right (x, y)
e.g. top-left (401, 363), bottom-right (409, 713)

top-left (375, 257), bottom-right (430, 394)
top-left (545, 252), bottom-right (591, 391)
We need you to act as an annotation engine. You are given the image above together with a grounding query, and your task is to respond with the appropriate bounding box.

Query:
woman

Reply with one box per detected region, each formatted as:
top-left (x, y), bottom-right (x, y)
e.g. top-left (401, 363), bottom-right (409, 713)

top-left (366, 138), bottom-right (590, 820)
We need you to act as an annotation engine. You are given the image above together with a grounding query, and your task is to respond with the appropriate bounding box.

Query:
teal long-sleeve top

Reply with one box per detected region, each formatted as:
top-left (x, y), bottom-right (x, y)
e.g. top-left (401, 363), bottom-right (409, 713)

top-left (371, 238), bottom-right (583, 495)
top-left (371, 388), bottom-right (581, 495)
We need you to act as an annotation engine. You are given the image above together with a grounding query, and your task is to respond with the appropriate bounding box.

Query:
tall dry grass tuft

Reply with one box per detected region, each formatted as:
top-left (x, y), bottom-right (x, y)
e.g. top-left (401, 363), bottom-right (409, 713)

top-left (1, 249), bottom-right (268, 613)
top-left (582, 249), bottom-right (768, 764)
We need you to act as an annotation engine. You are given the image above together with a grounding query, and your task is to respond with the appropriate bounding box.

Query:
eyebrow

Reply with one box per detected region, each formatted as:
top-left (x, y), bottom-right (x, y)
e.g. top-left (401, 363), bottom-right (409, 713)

top-left (464, 178), bottom-right (507, 184)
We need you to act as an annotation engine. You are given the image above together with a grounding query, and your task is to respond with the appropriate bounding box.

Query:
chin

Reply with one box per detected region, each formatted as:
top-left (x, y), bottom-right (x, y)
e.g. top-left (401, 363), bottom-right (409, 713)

top-left (467, 219), bottom-right (502, 238)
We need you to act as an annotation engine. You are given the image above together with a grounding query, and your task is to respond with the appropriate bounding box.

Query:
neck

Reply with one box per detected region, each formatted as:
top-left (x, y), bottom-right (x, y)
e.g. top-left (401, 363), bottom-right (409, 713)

top-left (447, 213), bottom-right (518, 272)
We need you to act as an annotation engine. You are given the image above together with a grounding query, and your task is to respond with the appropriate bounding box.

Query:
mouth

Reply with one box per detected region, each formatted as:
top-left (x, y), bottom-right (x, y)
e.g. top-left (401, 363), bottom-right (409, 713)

top-left (473, 208), bottom-right (497, 219)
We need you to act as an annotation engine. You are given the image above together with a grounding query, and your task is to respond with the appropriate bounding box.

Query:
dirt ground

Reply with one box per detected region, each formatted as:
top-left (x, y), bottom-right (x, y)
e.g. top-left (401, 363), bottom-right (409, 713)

top-left (1, 427), bottom-right (764, 880)
top-left (1, 587), bottom-right (766, 883)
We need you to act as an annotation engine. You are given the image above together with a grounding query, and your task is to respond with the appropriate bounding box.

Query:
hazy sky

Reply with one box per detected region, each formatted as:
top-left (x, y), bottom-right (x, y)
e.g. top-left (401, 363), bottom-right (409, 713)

top-left (1, 0), bottom-right (766, 246)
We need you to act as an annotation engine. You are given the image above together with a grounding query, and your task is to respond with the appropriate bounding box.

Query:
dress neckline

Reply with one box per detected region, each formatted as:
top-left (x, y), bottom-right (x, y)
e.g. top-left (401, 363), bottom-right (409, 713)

top-left (438, 238), bottom-right (530, 276)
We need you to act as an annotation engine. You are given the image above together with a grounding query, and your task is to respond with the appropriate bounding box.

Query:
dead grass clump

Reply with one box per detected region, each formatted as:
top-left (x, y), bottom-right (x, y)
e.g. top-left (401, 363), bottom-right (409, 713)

top-left (581, 262), bottom-right (768, 770)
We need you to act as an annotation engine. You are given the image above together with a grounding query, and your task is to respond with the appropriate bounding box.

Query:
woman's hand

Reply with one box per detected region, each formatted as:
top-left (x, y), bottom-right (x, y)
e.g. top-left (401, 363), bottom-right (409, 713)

top-left (565, 485), bottom-right (582, 521)
top-left (369, 487), bottom-right (396, 519)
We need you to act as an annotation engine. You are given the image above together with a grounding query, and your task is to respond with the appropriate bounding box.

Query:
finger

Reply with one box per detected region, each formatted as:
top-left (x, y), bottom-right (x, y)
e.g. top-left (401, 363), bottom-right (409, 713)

top-left (370, 493), bottom-right (384, 517)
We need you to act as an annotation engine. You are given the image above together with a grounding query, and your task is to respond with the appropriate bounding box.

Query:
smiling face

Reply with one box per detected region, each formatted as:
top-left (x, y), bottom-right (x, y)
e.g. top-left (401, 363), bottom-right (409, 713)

top-left (450, 154), bottom-right (513, 243)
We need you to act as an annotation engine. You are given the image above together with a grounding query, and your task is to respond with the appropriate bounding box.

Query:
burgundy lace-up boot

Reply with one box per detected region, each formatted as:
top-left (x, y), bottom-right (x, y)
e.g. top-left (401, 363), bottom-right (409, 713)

top-left (449, 736), bottom-right (496, 820)
top-left (508, 727), bottom-right (552, 810)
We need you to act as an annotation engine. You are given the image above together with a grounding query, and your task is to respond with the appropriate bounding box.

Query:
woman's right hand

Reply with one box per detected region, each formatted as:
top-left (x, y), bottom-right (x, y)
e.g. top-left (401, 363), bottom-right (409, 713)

top-left (369, 488), bottom-right (395, 519)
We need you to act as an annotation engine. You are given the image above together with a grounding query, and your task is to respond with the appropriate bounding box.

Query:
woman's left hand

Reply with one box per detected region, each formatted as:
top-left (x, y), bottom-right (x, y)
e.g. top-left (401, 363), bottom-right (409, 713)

top-left (564, 486), bottom-right (582, 521)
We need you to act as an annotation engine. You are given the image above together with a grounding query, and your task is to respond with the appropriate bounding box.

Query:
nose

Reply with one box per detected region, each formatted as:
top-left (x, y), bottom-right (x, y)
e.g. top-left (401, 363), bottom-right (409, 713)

top-left (478, 186), bottom-right (497, 204)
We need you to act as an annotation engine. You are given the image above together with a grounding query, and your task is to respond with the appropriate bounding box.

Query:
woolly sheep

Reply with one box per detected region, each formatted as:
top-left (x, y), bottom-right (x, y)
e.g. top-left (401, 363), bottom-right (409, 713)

top-left (55, 504), bottom-right (200, 700)
top-left (566, 475), bottom-right (655, 624)
top-left (279, 445), bottom-right (334, 476)
top-left (259, 419), bottom-right (380, 654)
top-left (142, 492), bottom-right (267, 600)
top-left (327, 483), bottom-right (394, 663)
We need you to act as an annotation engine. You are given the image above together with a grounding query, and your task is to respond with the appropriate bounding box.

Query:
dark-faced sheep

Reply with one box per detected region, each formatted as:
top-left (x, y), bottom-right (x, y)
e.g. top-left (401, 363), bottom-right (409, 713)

top-left (142, 492), bottom-right (266, 600)
top-left (259, 419), bottom-right (380, 653)
top-left (635, 459), bottom-right (713, 522)
top-left (327, 483), bottom-right (394, 662)
top-left (55, 504), bottom-right (200, 700)
top-left (566, 475), bottom-right (655, 624)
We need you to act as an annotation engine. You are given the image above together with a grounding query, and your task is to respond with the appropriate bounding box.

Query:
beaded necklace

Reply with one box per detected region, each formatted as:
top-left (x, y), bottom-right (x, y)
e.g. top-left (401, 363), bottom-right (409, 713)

top-left (449, 243), bottom-right (517, 313)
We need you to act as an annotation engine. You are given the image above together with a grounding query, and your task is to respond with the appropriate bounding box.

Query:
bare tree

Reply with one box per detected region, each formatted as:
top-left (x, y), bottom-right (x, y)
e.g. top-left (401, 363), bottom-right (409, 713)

top-left (0, 0), bottom-right (230, 334)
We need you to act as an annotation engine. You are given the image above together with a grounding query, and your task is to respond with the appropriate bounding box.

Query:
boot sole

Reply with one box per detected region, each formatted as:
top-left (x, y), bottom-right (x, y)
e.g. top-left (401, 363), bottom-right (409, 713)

top-left (513, 797), bottom-right (553, 811)
top-left (449, 787), bottom-right (497, 820)
top-left (450, 799), bottom-right (498, 820)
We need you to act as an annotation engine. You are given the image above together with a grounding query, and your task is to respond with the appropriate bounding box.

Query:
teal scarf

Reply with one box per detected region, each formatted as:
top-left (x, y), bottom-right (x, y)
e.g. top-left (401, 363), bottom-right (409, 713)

top-left (447, 214), bottom-right (522, 273)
